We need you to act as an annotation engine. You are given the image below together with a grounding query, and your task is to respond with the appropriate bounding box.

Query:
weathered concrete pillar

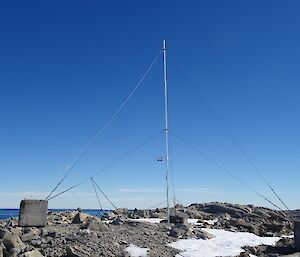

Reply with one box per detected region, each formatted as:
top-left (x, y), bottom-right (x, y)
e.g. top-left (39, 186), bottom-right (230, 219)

top-left (294, 220), bottom-right (300, 251)
top-left (18, 200), bottom-right (48, 227)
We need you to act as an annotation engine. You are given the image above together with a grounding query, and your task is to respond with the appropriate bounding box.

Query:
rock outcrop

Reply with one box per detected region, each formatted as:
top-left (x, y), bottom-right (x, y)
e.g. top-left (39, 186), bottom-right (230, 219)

top-left (0, 202), bottom-right (297, 256)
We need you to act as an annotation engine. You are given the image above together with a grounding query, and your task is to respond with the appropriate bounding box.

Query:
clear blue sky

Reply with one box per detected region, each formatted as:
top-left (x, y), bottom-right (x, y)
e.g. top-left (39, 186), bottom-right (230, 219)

top-left (0, 0), bottom-right (300, 209)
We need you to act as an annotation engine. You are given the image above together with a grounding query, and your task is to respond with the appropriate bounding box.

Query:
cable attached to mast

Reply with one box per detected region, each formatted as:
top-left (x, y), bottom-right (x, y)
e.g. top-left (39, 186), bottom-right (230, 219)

top-left (91, 177), bottom-right (117, 210)
top-left (91, 178), bottom-right (103, 212)
top-left (47, 130), bottom-right (164, 201)
top-left (170, 131), bottom-right (286, 213)
top-left (45, 49), bottom-right (163, 200)
top-left (169, 55), bottom-right (290, 211)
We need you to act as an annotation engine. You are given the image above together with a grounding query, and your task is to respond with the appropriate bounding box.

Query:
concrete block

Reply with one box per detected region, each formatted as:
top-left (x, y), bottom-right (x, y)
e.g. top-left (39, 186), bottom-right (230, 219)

top-left (18, 200), bottom-right (48, 227)
top-left (294, 220), bottom-right (300, 251)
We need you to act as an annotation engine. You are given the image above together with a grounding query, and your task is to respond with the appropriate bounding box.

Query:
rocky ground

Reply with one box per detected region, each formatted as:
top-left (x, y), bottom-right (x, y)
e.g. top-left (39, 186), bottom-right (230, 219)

top-left (0, 202), bottom-right (299, 257)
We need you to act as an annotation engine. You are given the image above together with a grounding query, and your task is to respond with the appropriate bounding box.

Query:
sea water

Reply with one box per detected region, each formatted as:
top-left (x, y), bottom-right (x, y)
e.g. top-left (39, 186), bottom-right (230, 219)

top-left (0, 209), bottom-right (109, 220)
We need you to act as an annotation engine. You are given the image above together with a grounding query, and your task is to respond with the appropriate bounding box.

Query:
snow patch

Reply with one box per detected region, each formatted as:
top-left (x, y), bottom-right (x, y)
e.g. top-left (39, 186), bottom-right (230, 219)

top-left (168, 228), bottom-right (280, 257)
top-left (204, 218), bottom-right (218, 225)
top-left (129, 218), bottom-right (163, 223)
top-left (187, 219), bottom-right (199, 225)
top-left (125, 244), bottom-right (148, 257)
top-left (128, 218), bottom-right (218, 226)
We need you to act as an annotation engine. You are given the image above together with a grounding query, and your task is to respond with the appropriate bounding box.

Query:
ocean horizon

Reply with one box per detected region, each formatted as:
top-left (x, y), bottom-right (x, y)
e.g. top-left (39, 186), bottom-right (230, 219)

top-left (0, 208), bottom-right (110, 220)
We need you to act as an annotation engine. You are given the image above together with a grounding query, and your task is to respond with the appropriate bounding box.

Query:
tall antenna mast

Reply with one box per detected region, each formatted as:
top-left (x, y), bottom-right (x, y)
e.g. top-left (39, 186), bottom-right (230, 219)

top-left (163, 40), bottom-right (170, 223)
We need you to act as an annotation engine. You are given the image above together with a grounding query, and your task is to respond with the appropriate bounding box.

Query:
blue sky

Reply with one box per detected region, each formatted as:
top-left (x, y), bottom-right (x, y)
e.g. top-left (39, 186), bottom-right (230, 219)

top-left (0, 0), bottom-right (300, 209)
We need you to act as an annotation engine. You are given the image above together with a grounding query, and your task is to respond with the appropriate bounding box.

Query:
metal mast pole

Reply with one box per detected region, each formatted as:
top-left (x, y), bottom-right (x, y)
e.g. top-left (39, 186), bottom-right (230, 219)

top-left (163, 40), bottom-right (170, 224)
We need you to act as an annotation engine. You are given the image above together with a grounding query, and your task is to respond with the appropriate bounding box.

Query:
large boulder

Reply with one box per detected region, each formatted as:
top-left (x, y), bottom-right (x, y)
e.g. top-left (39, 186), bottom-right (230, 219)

top-left (111, 217), bottom-right (126, 225)
top-left (3, 235), bottom-right (25, 252)
top-left (72, 212), bottom-right (89, 224)
top-left (0, 228), bottom-right (12, 240)
top-left (21, 228), bottom-right (41, 242)
top-left (7, 247), bottom-right (22, 257)
top-left (229, 218), bottom-right (259, 234)
top-left (101, 212), bottom-right (116, 220)
top-left (127, 212), bottom-right (138, 219)
top-left (113, 208), bottom-right (128, 215)
top-left (201, 203), bottom-right (246, 217)
top-left (195, 229), bottom-right (215, 240)
top-left (169, 224), bottom-right (194, 238)
top-left (19, 249), bottom-right (44, 257)
top-left (185, 208), bottom-right (203, 219)
top-left (170, 212), bottom-right (188, 225)
top-left (265, 223), bottom-right (284, 233)
top-left (81, 218), bottom-right (109, 232)
top-left (137, 210), bottom-right (150, 218)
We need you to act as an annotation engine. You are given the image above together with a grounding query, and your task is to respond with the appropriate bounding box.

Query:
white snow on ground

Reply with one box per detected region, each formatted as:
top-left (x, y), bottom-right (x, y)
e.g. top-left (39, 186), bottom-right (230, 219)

top-left (128, 218), bottom-right (218, 225)
top-left (129, 218), bottom-right (201, 224)
top-left (282, 234), bottom-right (294, 238)
top-left (129, 218), bottom-right (163, 223)
top-left (204, 218), bottom-right (218, 225)
top-left (125, 244), bottom-right (149, 257)
top-left (187, 219), bottom-right (199, 225)
top-left (168, 228), bottom-right (280, 257)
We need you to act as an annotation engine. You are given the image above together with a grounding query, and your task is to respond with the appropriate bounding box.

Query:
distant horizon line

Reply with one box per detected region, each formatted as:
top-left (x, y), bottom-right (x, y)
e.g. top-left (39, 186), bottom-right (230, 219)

top-left (0, 208), bottom-right (113, 211)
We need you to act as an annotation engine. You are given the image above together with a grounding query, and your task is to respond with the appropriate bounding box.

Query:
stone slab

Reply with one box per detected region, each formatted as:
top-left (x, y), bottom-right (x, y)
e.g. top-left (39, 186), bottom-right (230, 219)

top-left (18, 200), bottom-right (48, 227)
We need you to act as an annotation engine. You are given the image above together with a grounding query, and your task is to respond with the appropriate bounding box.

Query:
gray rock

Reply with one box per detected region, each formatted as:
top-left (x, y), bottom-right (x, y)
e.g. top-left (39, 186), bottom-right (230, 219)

top-left (0, 244), bottom-right (3, 257)
top-left (3, 235), bottom-right (25, 251)
top-left (71, 212), bottom-right (89, 224)
top-left (195, 230), bottom-right (215, 240)
top-left (81, 218), bottom-right (109, 232)
top-left (127, 212), bottom-right (138, 219)
top-left (19, 249), bottom-right (44, 257)
top-left (201, 202), bottom-right (246, 217)
top-left (149, 212), bottom-right (165, 219)
top-left (113, 208), bottom-right (128, 215)
top-left (169, 227), bottom-right (185, 238)
top-left (21, 228), bottom-right (41, 242)
top-left (0, 228), bottom-right (12, 239)
top-left (170, 224), bottom-right (194, 238)
top-left (185, 208), bottom-right (203, 219)
top-left (170, 212), bottom-right (188, 225)
top-left (10, 228), bottom-right (22, 237)
top-left (112, 217), bottom-right (125, 225)
top-left (66, 245), bottom-right (85, 257)
top-left (101, 212), bottom-right (116, 220)
top-left (265, 223), bottom-right (284, 232)
top-left (137, 210), bottom-right (150, 218)
top-left (7, 247), bottom-right (21, 257)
